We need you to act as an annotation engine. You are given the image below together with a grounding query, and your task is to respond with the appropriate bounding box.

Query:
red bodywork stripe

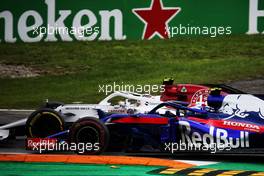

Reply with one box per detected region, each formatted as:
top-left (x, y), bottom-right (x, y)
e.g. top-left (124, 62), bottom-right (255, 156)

top-left (112, 116), bottom-right (264, 133)
top-left (112, 117), bottom-right (169, 125)
top-left (188, 117), bottom-right (264, 133)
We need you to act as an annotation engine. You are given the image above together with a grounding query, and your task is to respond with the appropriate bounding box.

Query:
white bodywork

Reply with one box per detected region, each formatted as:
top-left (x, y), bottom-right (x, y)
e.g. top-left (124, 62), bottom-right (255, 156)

top-left (58, 91), bottom-right (162, 122)
top-left (0, 91), bottom-right (162, 140)
top-left (219, 94), bottom-right (264, 119)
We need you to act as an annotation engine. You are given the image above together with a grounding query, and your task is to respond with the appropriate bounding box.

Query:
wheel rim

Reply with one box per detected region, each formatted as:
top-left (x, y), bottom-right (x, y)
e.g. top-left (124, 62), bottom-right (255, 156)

top-left (30, 112), bottom-right (63, 138)
top-left (75, 126), bottom-right (100, 145)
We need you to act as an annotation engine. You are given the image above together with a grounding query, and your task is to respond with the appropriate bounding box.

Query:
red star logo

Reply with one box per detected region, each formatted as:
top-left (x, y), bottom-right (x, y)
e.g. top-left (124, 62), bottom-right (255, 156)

top-left (133, 0), bottom-right (181, 40)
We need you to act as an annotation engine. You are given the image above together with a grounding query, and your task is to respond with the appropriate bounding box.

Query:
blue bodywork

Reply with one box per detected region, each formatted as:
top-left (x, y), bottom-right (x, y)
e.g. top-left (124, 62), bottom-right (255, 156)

top-left (97, 97), bottom-right (264, 152)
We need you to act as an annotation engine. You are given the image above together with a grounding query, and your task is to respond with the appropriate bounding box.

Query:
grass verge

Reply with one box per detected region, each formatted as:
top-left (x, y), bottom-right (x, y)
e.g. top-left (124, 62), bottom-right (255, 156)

top-left (0, 35), bottom-right (263, 108)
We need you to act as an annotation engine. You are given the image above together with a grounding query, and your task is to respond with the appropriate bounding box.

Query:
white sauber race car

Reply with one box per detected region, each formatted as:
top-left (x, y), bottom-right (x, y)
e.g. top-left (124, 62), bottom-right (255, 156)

top-left (0, 91), bottom-right (162, 140)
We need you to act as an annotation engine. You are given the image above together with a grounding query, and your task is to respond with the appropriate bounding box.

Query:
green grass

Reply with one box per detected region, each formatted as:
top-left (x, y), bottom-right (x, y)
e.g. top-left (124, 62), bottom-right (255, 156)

top-left (0, 35), bottom-right (264, 108)
top-left (0, 162), bottom-right (161, 176)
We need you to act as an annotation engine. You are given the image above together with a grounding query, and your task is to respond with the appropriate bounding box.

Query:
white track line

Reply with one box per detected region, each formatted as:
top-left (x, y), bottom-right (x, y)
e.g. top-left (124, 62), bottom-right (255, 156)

top-left (175, 159), bottom-right (218, 166)
top-left (0, 109), bottom-right (34, 112)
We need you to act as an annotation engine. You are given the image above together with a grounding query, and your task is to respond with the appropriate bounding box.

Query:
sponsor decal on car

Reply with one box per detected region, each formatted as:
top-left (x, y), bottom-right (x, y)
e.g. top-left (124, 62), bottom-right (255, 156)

top-left (220, 94), bottom-right (264, 119)
top-left (179, 121), bottom-right (250, 149)
top-left (190, 89), bottom-right (210, 105)
top-left (108, 109), bottom-right (127, 113)
top-left (26, 138), bottom-right (57, 150)
top-left (187, 117), bottom-right (264, 133)
top-left (223, 121), bottom-right (260, 132)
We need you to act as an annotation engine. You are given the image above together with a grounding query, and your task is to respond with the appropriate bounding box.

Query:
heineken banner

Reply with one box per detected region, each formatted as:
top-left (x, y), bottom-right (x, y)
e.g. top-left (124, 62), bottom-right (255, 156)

top-left (0, 0), bottom-right (263, 43)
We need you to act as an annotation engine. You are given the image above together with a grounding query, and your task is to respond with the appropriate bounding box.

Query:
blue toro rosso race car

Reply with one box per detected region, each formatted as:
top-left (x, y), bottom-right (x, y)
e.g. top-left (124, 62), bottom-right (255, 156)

top-left (26, 90), bottom-right (264, 155)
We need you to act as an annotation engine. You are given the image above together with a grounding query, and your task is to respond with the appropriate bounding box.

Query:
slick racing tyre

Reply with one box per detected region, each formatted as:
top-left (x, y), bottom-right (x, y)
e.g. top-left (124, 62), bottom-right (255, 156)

top-left (69, 117), bottom-right (110, 155)
top-left (26, 108), bottom-right (64, 138)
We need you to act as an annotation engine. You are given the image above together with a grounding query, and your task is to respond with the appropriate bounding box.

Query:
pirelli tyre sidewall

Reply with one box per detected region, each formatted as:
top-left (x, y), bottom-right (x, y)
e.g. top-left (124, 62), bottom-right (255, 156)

top-left (26, 108), bottom-right (64, 138)
top-left (69, 117), bottom-right (110, 155)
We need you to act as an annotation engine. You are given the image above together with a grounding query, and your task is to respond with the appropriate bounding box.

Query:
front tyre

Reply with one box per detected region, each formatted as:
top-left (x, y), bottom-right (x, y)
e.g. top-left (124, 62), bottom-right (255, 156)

top-left (69, 117), bottom-right (109, 155)
top-left (26, 108), bottom-right (64, 138)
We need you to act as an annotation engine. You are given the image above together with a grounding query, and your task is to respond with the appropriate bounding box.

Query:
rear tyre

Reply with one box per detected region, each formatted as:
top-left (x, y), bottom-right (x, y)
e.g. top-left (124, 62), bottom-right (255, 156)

top-left (69, 117), bottom-right (109, 155)
top-left (26, 108), bottom-right (64, 138)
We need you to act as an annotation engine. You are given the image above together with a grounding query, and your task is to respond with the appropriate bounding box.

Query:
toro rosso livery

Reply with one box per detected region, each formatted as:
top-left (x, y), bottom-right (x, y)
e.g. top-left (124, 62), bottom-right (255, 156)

top-left (103, 94), bottom-right (264, 153)
top-left (27, 91), bottom-right (264, 154)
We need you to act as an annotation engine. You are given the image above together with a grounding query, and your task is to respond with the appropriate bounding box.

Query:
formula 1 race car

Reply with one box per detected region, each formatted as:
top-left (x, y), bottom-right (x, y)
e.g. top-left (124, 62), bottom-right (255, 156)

top-left (0, 91), bottom-right (161, 140)
top-left (26, 91), bottom-right (264, 155)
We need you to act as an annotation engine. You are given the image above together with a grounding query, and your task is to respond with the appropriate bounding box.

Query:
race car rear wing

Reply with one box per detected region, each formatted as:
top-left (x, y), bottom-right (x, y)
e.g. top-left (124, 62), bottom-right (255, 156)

top-left (205, 84), bottom-right (264, 100)
top-left (203, 84), bottom-right (245, 94)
